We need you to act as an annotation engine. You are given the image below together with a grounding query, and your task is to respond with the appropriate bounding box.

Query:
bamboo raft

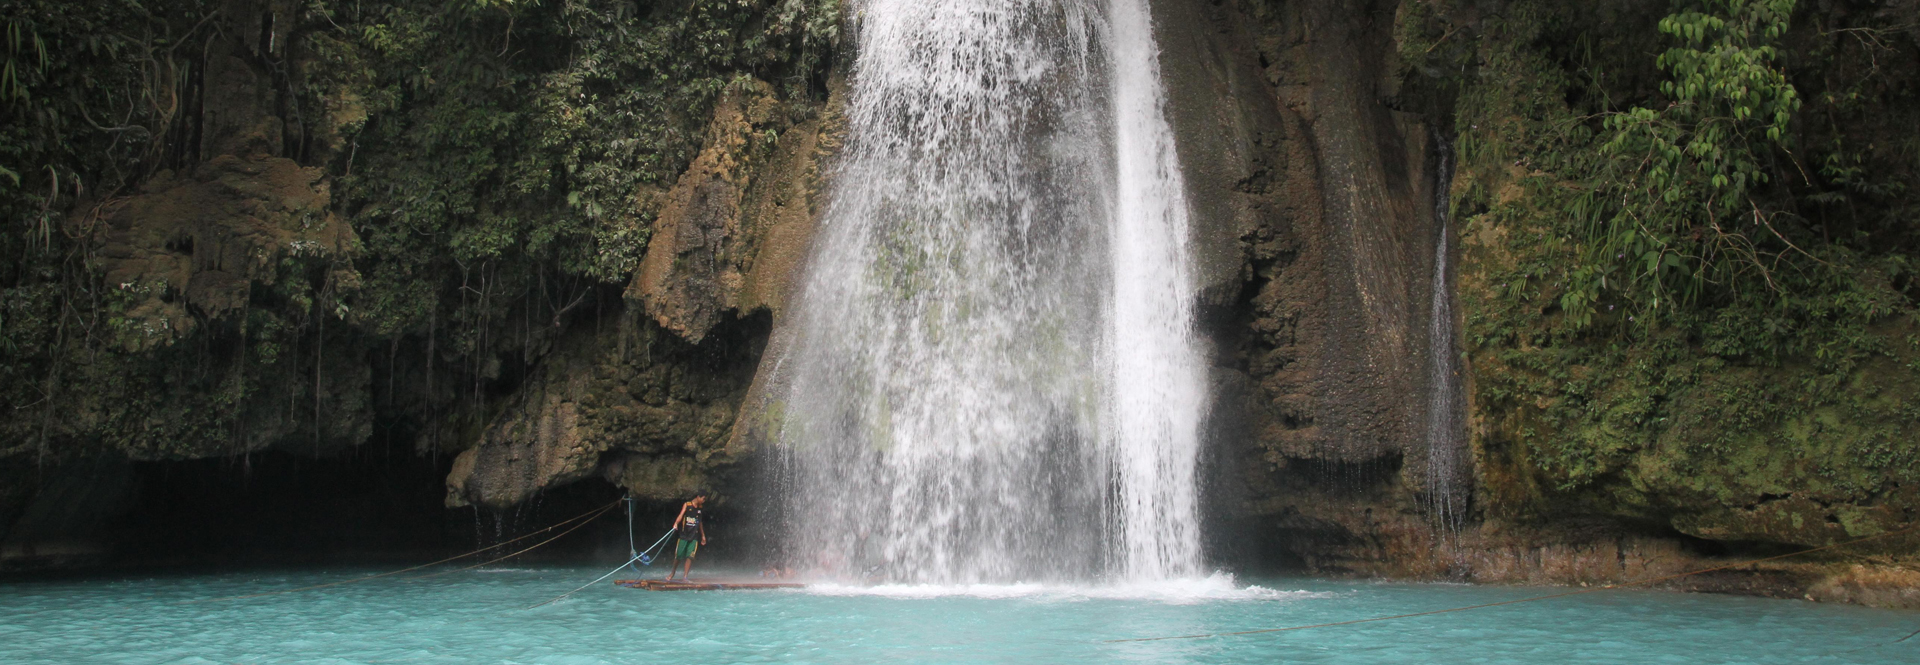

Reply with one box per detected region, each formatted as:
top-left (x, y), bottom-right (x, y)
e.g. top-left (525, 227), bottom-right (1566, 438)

top-left (615, 579), bottom-right (805, 591)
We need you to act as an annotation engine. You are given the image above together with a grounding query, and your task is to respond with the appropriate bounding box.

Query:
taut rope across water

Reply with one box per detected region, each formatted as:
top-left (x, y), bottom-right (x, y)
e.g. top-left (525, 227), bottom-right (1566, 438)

top-left (181, 499), bottom-right (620, 604)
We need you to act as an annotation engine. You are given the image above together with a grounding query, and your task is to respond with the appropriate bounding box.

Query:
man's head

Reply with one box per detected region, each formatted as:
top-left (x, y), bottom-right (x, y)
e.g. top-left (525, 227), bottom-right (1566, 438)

top-left (691, 494), bottom-right (708, 507)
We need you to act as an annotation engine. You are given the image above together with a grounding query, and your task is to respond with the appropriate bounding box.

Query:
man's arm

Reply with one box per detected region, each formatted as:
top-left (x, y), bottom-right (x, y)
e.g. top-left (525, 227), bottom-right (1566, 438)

top-left (672, 502), bottom-right (689, 530)
top-left (700, 520), bottom-right (707, 545)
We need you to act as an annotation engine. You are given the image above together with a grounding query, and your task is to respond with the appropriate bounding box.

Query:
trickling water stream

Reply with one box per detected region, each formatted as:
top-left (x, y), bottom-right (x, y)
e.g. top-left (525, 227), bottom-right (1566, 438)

top-left (1424, 134), bottom-right (1467, 531)
top-left (774, 0), bottom-right (1204, 583)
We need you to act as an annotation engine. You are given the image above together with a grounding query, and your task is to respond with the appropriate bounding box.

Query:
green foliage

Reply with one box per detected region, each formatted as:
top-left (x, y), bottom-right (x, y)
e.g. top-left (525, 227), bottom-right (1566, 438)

top-left (0, 0), bottom-right (840, 462)
top-left (1555, 0), bottom-right (1804, 327)
top-left (1426, 0), bottom-right (1920, 529)
top-left (0, 0), bottom-right (222, 458)
top-left (317, 0), bottom-right (837, 343)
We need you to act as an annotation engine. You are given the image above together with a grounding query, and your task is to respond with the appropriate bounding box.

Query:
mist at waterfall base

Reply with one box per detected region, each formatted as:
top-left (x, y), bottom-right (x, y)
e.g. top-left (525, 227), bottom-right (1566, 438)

top-left (767, 0), bottom-right (1204, 584)
top-left (6, 567), bottom-right (1917, 665)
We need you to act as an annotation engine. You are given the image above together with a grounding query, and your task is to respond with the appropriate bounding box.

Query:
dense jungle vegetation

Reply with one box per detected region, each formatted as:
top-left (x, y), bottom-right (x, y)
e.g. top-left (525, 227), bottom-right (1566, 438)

top-left (0, 0), bottom-right (837, 524)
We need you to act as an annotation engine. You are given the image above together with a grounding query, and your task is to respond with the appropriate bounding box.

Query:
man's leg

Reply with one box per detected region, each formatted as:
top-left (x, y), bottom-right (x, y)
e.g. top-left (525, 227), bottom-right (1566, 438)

top-left (668, 539), bottom-right (694, 580)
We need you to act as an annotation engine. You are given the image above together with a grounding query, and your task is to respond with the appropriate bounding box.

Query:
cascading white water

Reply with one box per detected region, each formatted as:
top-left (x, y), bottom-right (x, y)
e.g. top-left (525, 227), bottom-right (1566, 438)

top-left (1105, 0), bottom-right (1205, 581)
top-left (773, 0), bottom-right (1204, 584)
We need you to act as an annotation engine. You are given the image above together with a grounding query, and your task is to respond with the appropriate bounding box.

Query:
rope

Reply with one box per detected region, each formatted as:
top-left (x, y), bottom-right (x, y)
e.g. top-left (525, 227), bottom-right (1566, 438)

top-left (400, 500), bottom-right (621, 582)
top-left (625, 497), bottom-right (639, 561)
top-left (621, 497), bottom-right (675, 572)
top-left (636, 527), bottom-right (676, 565)
top-left (524, 498), bottom-right (674, 610)
top-left (525, 553), bottom-right (645, 610)
top-left (182, 498), bottom-right (621, 604)
top-left (1107, 523), bottom-right (1920, 643)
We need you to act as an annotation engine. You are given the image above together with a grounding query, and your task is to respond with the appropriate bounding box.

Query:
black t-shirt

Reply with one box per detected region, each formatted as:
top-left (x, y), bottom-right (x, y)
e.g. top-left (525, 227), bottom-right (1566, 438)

top-left (678, 506), bottom-right (704, 540)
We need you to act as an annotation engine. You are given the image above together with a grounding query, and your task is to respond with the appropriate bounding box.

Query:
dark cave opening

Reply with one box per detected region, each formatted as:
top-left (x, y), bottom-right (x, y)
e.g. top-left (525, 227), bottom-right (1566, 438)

top-left (1, 446), bottom-right (681, 577)
top-left (114, 448), bottom-right (461, 567)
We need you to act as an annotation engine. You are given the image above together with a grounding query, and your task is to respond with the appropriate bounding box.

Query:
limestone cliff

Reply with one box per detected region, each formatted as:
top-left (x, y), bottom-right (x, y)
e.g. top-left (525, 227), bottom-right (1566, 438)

top-left (5, 0), bottom-right (1918, 613)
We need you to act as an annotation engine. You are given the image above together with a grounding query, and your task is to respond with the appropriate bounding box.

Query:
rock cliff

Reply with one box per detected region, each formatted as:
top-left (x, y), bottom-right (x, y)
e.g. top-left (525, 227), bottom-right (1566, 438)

top-left (0, 0), bottom-right (842, 566)
top-left (4, 0), bottom-right (1917, 611)
top-left (1167, 0), bottom-right (1920, 609)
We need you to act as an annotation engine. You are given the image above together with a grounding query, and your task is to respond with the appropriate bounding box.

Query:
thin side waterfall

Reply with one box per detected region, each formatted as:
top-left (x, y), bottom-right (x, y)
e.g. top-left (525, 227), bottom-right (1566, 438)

top-left (1424, 134), bottom-right (1467, 531)
top-left (773, 0), bottom-right (1204, 584)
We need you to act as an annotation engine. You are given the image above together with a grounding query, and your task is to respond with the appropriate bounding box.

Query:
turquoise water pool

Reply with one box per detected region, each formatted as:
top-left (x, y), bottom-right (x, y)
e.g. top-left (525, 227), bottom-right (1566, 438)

top-left (2, 566), bottom-right (1914, 664)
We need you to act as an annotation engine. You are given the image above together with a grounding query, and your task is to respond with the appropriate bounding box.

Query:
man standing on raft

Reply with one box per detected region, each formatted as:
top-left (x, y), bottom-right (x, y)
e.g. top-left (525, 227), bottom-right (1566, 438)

top-left (665, 494), bottom-right (708, 581)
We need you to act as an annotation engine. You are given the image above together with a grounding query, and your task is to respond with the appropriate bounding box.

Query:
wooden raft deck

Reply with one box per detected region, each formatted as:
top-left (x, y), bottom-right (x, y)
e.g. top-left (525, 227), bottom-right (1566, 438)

top-left (615, 579), bottom-right (805, 591)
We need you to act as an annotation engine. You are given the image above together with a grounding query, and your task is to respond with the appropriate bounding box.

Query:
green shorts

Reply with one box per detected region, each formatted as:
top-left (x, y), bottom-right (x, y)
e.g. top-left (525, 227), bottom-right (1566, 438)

top-left (675, 538), bottom-right (699, 559)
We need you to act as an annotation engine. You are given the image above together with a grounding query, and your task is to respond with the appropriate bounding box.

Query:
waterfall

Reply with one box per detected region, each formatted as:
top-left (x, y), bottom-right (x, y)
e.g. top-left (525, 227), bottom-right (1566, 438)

top-left (773, 0), bottom-right (1204, 584)
top-left (1106, 0), bottom-right (1204, 581)
top-left (1424, 134), bottom-right (1467, 530)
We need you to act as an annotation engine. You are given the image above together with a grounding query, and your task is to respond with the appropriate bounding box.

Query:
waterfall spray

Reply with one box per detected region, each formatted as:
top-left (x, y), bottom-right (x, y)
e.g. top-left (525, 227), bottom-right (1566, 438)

top-left (774, 0), bottom-right (1205, 584)
top-left (1106, 0), bottom-right (1204, 581)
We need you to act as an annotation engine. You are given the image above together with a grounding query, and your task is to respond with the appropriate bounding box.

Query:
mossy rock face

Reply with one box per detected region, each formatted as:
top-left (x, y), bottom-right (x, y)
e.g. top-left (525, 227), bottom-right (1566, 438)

top-left (1194, 0), bottom-right (1920, 600)
top-left (1642, 350), bottom-right (1919, 544)
top-left (1474, 334), bottom-right (1920, 547)
top-left (1441, 0), bottom-right (1920, 551)
top-left (98, 155), bottom-right (354, 353)
top-left (629, 79), bottom-right (842, 344)
top-left (444, 303), bottom-right (769, 510)
top-left (613, 455), bottom-right (710, 502)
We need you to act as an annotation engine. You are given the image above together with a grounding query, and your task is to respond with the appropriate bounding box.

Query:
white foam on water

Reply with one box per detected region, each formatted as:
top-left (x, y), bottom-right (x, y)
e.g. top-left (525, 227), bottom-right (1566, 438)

top-left (799, 573), bottom-right (1324, 604)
